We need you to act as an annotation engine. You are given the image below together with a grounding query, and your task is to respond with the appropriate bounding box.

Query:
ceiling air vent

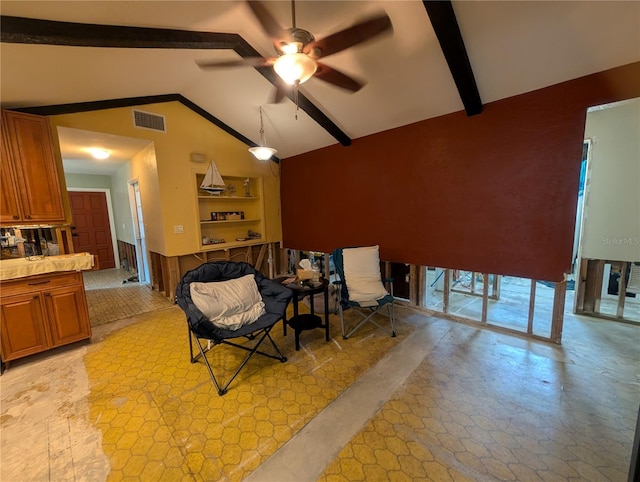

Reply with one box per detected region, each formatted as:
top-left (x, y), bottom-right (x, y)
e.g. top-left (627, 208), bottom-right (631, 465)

top-left (132, 109), bottom-right (166, 132)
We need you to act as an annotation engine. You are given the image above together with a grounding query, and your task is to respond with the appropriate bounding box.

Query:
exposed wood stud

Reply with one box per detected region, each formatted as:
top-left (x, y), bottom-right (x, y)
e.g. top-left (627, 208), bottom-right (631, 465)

top-left (443, 269), bottom-right (450, 313)
top-left (255, 244), bottom-right (267, 270)
top-left (528, 280), bottom-right (536, 334)
top-left (409, 265), bottom-right (418, 305)
top-left (617, 261), bottom-right (627, 318)
top-left (550, 280), bottom-right (566, 343)
top-left (481, 273), bottom-right (489, 322)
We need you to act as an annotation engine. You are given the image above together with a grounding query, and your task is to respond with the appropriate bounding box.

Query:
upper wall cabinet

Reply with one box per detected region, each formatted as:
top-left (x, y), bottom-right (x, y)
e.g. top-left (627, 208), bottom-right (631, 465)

top-left (1, 111), bottom-right (65, 225)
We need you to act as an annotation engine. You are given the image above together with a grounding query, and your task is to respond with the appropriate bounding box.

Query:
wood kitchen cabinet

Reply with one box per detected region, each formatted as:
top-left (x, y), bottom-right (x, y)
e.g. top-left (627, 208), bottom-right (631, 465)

top-left (0, 271), bottom-right (91, 363)
top-left (0, 110), bottom-right (66, 225)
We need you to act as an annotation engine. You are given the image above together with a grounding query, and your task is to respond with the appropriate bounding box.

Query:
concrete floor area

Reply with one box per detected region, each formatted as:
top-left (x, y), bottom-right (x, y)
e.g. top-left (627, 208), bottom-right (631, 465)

top-left (1, 269), bottom-right (638, 481)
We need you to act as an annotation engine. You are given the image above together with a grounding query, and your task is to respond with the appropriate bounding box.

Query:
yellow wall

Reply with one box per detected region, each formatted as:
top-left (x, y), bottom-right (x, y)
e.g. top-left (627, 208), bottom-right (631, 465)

top-left (50, 101), bottom-right (282, 257)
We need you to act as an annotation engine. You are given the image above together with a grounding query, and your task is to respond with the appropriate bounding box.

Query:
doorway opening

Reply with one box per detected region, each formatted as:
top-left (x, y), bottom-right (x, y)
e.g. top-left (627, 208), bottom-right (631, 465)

top-left (573, 98), bottom-right (640, 324)
top-left (128, 179), bottom-right (150, 284)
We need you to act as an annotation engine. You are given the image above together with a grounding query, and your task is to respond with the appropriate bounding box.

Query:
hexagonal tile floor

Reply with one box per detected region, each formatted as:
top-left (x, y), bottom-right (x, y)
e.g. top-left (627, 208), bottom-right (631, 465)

top-left (83, 304), bottom-right (410, 481)
top-left (1, 298), bottom-right (638, 481)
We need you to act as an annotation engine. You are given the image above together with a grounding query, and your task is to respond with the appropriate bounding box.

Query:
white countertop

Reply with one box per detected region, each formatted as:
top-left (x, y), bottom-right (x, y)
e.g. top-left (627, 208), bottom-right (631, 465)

top-left (0, 253), bottom-right (95, 281)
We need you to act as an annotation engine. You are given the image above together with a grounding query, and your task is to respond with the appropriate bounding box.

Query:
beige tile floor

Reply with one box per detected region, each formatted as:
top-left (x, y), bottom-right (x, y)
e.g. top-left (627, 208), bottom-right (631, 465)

top-left (1, 269), bottom-right (639, 481)
top-left (83, 268), bottom-right (173, 326)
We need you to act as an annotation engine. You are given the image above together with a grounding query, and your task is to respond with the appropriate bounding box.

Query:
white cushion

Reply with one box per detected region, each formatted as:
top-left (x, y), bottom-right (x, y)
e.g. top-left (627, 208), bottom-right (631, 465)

top-left (342, 245), bottom-right (388, 302)
top-left (189, 274), bottom-right (266, 330)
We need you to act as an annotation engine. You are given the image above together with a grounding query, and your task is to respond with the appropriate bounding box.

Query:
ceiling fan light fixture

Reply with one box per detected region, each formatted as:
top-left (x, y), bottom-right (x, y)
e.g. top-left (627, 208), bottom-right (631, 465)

top-left (249, 106), bottom-right (277, 161)
top-left (273, 53), bottom-right (317, 85)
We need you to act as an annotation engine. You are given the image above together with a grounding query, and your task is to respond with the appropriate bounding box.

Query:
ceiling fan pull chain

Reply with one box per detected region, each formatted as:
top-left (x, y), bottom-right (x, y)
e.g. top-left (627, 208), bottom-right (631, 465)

top-left (294, 81), bottom-right (300, 120)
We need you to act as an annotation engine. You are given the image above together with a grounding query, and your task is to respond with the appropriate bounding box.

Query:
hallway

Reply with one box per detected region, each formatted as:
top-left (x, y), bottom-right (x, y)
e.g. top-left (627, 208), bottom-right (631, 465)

top-left (1, 270), bottom-right (638, 481)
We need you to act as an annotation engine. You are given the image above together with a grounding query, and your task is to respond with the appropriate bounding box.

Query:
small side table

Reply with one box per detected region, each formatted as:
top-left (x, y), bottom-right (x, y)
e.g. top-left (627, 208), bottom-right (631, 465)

top-left (284, 278), bottom-right (330, 351)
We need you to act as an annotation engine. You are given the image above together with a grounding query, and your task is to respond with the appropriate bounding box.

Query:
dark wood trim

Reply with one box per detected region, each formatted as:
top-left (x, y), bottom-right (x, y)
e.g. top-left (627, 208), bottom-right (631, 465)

top-left (16, 94), bottom-right (181, 116)
top-left (423, 1), bottom-right (482, 117)
top-left (0, 15), bottom-right (351, 147)
top-left (14, 94), bottom-right (281, 163)
top-left (0, 15), bottom-right (243, 49)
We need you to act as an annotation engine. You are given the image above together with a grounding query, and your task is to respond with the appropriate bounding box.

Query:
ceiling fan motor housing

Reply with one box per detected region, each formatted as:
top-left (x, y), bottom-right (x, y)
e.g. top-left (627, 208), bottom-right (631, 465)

top-left (276, 27), bottom-right (315, 54)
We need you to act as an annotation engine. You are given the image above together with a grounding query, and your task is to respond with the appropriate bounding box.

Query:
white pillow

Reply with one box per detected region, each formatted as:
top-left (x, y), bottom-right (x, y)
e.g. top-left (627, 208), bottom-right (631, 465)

top-left (342, 245), bottom-right (388, 302)
top-left (190, 274), bottom-right (266, 330)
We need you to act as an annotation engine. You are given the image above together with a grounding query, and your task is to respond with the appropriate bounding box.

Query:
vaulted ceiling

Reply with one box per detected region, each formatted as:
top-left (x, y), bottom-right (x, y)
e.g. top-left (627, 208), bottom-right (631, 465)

top-left (1, 1), bottom-right (638, 169)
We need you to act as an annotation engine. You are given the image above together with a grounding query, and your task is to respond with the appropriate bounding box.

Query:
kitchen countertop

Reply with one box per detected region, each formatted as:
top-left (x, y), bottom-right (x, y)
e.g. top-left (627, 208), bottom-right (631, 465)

top-left (0, 253), bottom-right (95, 281)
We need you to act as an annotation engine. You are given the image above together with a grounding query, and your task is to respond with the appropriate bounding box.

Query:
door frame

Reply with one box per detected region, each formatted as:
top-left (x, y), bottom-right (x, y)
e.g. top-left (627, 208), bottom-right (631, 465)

top-left (128, 178), bottom-right (150, 283)
top-left (67, 187), bottom-right (120, 269)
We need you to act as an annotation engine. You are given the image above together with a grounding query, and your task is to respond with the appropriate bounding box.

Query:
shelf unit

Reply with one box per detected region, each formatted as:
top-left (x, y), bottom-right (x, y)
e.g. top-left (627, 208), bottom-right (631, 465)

top-left (196, 174), bottom-right (265, 251)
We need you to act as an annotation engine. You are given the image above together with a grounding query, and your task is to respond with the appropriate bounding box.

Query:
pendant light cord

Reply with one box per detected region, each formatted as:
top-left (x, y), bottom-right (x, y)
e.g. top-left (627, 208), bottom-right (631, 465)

top-left (259, 106), bottom-right (266, 145)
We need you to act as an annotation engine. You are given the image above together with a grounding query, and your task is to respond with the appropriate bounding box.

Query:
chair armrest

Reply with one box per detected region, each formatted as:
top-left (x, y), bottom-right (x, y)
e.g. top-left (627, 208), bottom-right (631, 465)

top-left (383, 277), bottom-right (394, 297)
top-left (332, 280), bottom-right (343, 302)
top-left (260, 279), bottom-right (293, 316)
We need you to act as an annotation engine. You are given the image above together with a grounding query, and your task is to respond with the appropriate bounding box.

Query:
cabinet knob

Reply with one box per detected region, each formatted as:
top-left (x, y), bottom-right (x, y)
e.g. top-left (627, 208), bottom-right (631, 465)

top-left (25, 215), bottom-right (32, 219)
top-left (12, 215), bottom-right (19, 220)
top-left (32, 294), bottom-right (39, 300)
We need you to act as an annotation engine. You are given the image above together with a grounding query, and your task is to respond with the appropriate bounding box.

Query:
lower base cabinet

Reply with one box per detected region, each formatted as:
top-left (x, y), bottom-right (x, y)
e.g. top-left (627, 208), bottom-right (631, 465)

top-left (0, 271), bottom-right (92, 363)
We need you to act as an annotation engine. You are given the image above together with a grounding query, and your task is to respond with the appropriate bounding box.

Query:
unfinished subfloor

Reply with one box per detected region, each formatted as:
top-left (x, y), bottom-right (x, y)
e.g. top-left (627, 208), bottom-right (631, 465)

top-left (1, 270), bottom-right (638, 481)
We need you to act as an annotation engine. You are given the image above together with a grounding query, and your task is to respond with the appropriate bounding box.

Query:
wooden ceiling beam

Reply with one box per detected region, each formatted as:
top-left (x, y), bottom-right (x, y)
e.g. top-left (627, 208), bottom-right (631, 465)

top-left (0, 15), bottom-right (351, 147)
top-left (422, 1), bottom-right (482, 116)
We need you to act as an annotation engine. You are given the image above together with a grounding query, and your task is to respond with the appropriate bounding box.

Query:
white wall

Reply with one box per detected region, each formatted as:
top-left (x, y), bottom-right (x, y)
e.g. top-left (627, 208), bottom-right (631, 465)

top-left (580, 98), bottom-right (640, 261)
top-left (65, 173), bottom-right (112, 190)
top-left (111, 162), bottom-right (136, 245)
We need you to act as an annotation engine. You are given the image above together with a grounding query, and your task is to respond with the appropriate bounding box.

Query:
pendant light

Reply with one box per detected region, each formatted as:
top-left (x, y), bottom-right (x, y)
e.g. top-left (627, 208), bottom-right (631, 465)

top-left (248, 106), bottom-right (278, 161)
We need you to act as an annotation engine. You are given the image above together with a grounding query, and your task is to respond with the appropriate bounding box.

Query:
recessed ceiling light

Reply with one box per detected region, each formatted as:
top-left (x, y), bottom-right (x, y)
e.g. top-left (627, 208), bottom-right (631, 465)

top-left (88, 148), bottom-right (110, 160)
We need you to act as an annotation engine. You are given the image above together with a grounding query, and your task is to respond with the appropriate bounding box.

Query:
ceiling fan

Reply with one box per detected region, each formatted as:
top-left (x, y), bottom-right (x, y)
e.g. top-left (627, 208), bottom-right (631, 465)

top-left (196, 1), bottom-right (393, 102)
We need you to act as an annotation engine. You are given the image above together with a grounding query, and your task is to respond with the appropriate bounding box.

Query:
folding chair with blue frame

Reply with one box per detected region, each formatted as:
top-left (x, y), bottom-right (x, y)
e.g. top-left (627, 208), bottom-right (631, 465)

top-left (175, 261), bottom-right (293, 395)
top-left (332, 245), bottom-right (396, 339)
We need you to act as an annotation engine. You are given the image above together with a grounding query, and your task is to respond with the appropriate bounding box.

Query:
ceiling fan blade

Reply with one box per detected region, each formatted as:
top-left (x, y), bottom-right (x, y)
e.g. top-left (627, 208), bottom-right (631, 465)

top-left (247, 1), bottom-right (288, 41)
top-left (196, 57), bottom-right (274, 69)
top-left (304, 13), bottom-right (392, 59)
top-left (314, 63), bottom-right (364, 92)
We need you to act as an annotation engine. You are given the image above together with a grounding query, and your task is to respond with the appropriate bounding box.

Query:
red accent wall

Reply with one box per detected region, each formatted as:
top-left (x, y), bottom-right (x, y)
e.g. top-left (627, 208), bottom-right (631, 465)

top-left (281, 62), bottom-right (640, 282)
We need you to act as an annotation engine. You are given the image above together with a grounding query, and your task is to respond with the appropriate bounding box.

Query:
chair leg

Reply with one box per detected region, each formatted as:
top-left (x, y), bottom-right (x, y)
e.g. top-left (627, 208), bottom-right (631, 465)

top-left (339, 305), bottom-right (349, 339)
top-left (193, 336), bottom-right (226, 395)
top-left (389, 303), bottom-right (396, 337)
top-left (342, 305), bottom-right (396, 339)
top-left (188, 326), bottom-right (198, 363)
top-left (193, 326), bottom-right (287, 396)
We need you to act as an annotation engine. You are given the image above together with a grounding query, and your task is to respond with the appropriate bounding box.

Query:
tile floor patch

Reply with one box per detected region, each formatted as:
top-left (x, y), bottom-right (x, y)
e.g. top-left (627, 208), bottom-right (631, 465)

top-left (83, 305), bottom-right (409, 481)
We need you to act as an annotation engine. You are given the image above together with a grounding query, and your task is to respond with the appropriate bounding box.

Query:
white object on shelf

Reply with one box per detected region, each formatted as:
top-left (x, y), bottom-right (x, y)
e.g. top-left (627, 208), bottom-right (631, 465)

top-left (200, 161), bottom-right (226, 194)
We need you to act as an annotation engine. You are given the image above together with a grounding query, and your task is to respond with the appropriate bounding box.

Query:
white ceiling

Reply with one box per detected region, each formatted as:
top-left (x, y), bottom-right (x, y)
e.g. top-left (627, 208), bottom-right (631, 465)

top-left (57, 126), bottom-right (152, 175)
top-left (1, 1), bottom-right (639, 171)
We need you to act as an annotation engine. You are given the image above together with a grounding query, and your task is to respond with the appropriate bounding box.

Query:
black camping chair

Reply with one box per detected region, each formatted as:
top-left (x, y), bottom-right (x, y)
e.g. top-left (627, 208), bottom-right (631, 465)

top-left (175, 261), bottom-right (293, 395)
top-left (332, 246), bottom-right (396, 339)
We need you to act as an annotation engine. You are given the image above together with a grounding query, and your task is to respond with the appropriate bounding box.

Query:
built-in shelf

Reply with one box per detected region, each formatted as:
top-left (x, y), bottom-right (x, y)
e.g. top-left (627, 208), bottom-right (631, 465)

top-left (197, 196), bottom-right (260, 200)
top-left (195, 173), bottom-right (265, 251)
top-left (200, 219), bottom-right (260, 225)
top-left (200, 238), bottom-right (265, 251)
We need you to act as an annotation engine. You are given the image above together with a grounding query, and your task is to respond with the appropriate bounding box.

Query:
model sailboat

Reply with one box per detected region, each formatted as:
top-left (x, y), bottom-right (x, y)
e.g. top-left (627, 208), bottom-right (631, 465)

top-left (200, 161), bottom-right (227, 194)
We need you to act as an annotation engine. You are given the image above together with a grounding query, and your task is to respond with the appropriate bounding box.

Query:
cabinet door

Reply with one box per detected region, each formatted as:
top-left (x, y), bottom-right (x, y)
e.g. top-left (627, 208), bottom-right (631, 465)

top-left (0, 132), bottom-right (23, 223)
top-left (44, 284), bottom-right (92, 347)
top-left (2, 111), bottom-right (65, 223)
top-left (0, 293), bottom-right (50, 361)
